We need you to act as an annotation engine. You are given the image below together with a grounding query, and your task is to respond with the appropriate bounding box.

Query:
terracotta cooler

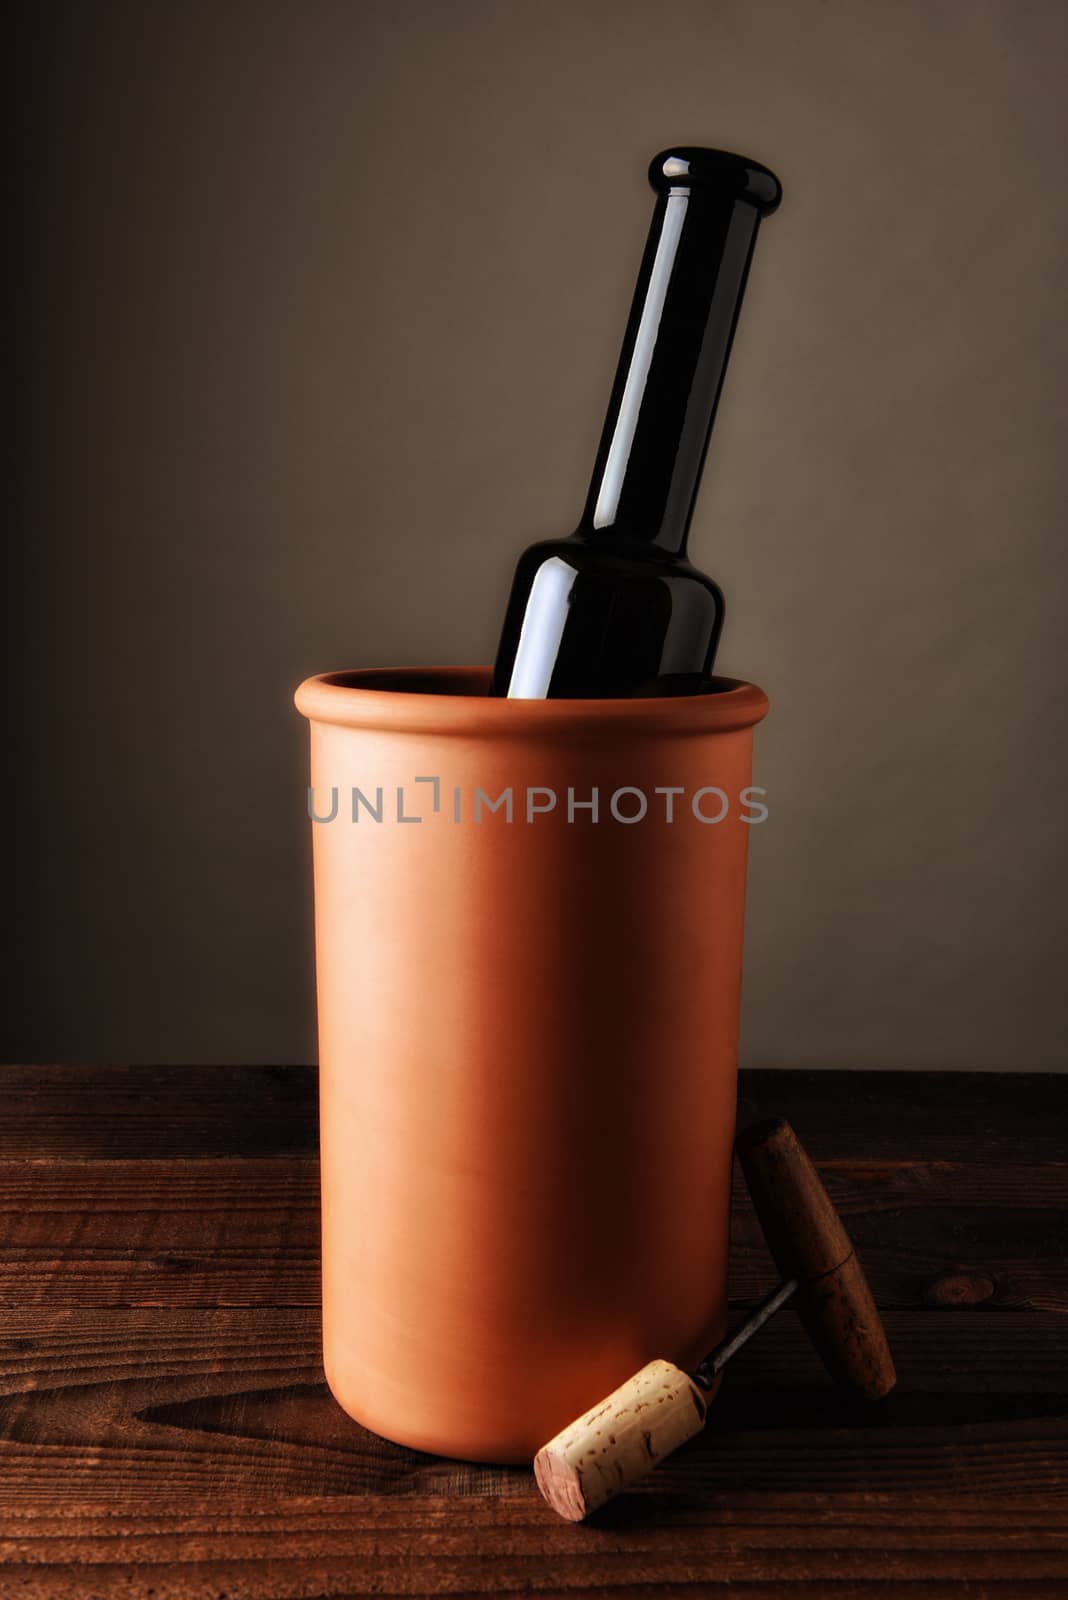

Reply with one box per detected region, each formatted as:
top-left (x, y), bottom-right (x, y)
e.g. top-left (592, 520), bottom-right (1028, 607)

top-left (295, 666), bottom-right (768, 1463)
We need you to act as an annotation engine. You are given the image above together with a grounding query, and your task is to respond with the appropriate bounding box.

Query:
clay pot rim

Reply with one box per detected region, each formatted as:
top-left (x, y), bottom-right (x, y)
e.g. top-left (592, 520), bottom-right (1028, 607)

top-left (295, 667), bottom-right (768, 736)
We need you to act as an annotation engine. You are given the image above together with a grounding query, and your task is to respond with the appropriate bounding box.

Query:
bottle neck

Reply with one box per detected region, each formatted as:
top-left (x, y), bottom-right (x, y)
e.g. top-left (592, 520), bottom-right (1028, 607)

top-left (579, 182), bottom-right (765, 558)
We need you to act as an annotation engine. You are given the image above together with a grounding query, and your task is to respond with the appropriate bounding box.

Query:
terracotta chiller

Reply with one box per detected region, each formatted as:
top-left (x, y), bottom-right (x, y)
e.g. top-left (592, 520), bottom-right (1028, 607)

top-left (295, 666), bottom-right (768, 1463)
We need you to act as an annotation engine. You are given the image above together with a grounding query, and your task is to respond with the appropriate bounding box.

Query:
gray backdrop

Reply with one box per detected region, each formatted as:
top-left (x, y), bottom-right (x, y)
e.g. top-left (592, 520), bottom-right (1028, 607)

top-left (11, 0), bottom-right (1067, 1068)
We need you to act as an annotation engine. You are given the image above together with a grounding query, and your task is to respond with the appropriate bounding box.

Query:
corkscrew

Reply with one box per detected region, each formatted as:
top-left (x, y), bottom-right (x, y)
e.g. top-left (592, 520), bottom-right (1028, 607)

top-left (534, 1118), bottom-right (896, 1521)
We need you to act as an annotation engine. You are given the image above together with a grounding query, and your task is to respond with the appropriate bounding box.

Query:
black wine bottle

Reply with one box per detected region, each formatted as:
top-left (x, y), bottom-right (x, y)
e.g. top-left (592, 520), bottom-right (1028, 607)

top-left (491, 147), bottom-right (781, 699)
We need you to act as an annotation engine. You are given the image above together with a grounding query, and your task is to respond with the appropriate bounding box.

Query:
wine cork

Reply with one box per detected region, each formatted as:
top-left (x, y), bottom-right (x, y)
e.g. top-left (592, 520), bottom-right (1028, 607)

top-left (534, 1359), bottom-right (707, 1522)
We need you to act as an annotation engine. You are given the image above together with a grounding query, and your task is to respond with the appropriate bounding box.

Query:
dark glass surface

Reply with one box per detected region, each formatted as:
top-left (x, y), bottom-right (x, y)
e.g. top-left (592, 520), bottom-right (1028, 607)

top-left (491, 146), bottom-right (781, 699)
top-left (492, 536), bottom-right (725, 699)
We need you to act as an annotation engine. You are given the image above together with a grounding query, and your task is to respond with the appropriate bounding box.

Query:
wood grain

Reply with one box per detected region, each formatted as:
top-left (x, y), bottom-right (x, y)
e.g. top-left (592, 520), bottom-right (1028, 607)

top-left (1, 1307), bottom-right (1064, 1502)
top-left (1, 1155), bottom-right (1061, 1313)
top-left (2, 1065), bottom-right (1066, 1162)
top-left (0, 1065), bottom-right (318, 1160)
top-left (1, 1496), bottom-right (1067, 1597)
top-left (0, 1064), bottom-right (1065, 1596)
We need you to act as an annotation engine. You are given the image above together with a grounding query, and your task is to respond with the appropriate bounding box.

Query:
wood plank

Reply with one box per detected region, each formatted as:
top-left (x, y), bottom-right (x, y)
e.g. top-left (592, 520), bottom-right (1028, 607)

top-left (1, 1157), bottom-right (1062, 1312)
top-left (735, 1070), bottom-right (1068, 1164)
top-left (1, 1064), bottom-right (1065, 1592)
top-left (0, 1065), bottom-right (319, 1160)
top-left (0, 1309), bottom-right (1064, 1505)
top-left (0, 1159), bottom-right (321, 1308)
top-left (2, 1066), bottom-right (1066, 1163)
top-left (0, 1495), bottom-right (1066, 1596)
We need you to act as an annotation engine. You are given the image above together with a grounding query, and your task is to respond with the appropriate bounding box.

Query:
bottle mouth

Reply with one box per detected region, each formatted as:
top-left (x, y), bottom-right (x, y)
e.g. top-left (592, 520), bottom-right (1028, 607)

top-left (648, 147), bottom-right (782, 216)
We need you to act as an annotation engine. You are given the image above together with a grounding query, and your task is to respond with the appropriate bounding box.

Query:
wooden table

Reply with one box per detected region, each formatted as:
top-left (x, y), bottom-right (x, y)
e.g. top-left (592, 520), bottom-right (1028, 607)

top-left (1, 1065), bottom-right (1065, 1596)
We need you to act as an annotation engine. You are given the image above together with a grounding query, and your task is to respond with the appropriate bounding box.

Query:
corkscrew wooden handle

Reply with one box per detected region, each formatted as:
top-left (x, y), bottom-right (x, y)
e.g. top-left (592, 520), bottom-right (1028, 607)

top-left (735, 1117), bottom-right (896, 1401)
